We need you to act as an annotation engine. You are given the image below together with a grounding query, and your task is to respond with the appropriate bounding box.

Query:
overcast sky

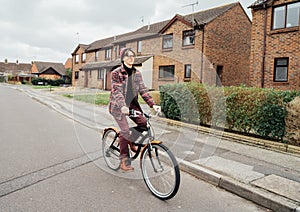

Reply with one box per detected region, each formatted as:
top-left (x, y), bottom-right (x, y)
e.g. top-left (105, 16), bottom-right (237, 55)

top-left (0, 0), bottom-right (254, 64)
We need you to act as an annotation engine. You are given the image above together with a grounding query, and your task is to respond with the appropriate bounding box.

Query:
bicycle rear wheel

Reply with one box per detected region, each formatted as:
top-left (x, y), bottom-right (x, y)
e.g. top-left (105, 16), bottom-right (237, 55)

top-left (140, 143), bottom-right (180, 200)
top-left (102, 128), bottom-right (120, 170)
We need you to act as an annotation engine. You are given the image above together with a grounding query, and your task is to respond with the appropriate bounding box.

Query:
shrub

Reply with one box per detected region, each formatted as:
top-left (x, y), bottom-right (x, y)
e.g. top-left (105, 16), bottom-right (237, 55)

top-left (159, 82), bottom-right (300, 142)
top-left (32, 77), bottom-right (65, 86)
top-left (160, 83), bottom-right (200, 123)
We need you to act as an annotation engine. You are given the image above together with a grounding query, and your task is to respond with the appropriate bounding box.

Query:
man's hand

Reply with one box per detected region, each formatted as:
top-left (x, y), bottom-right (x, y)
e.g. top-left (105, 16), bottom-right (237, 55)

top-left (121, 106), bottom-right (129, 115)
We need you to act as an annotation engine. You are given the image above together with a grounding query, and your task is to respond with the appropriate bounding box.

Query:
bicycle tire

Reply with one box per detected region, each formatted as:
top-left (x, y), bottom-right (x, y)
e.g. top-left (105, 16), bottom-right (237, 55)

top-left (102, 128), bottom-right (121, 170)
top-left (140, 143), bottom-right (180, 200)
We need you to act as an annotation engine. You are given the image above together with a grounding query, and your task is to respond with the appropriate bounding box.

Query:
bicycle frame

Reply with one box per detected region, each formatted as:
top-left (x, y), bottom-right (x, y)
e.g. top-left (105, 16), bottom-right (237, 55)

top-left (102, 107), bottom-right (180, 200)
top-left (128, 114), bottom-right (161, 161)
top-left (102, 109), bottom-right (163, 163)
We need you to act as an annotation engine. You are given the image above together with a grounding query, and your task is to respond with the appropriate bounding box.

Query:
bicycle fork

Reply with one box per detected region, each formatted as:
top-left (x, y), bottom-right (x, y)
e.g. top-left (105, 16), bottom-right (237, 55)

top-left (147, 144), bottom-right (164, 173)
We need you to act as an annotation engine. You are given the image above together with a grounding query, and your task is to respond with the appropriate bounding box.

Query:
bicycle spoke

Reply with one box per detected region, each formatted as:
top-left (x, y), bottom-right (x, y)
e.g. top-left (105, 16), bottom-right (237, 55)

top-left (140, 143), bottom-right (180, 200)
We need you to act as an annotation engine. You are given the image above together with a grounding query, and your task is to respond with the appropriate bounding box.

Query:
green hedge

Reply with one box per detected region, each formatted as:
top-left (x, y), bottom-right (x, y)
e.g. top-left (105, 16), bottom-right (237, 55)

top-left (32, 77), bottom-right (65, 86)
top-left (159, 82), bottom-right (300, 142)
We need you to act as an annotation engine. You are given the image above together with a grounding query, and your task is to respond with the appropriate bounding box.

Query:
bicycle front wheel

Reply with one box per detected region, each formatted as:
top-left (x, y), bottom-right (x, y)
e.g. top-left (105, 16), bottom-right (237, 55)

top-left (140, 143), bottom-right (180, 200)
top-left (102, 128), bottom-right (120, 170)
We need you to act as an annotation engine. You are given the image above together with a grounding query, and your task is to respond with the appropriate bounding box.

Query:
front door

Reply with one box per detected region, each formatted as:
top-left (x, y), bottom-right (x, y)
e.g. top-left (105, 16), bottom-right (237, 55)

top-left (216, 65), bottom-right (223, 87)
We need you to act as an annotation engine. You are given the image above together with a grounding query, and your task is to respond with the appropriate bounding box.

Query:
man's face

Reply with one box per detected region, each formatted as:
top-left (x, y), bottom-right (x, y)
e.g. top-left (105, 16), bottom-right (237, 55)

top-left (123, 50), bottom-right (135, 66)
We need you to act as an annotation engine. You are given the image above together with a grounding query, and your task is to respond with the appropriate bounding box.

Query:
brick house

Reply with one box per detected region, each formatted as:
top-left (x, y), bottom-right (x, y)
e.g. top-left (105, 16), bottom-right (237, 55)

top-left (72, 2), bottom-right (251, 90)
top-left (248, 0), bottom-right (300, 90)
top-left (31, 61), bottom-right (66, 80)
top-left (64, 58), bottom-right (72, 70)
top-left (0, 60), bottom-right (31, 83)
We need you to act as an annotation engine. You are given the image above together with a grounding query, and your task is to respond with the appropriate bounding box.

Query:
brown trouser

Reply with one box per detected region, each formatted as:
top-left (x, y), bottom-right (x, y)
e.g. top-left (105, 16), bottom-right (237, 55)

top-left (114, 105), bottom-right (147, 159)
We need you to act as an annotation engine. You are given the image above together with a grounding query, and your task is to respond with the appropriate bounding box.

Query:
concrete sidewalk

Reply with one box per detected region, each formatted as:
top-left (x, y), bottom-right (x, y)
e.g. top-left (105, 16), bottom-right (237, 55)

top-left (16, 85), bottom-right (300, 212)
top-left (156, 117), bottom-right (300, 212)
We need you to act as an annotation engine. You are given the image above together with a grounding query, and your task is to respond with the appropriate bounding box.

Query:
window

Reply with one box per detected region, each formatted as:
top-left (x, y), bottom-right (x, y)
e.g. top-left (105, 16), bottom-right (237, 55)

top-left (137, 41), bottom-right (142, 53)
top-left (81, 53), bottom-right (86, 63)
top-left (75, 54), bottom-right (79, 63)
top-left (105, 48), bottom-right (112, 59)
top-left (184, 64), bottom-right (191, 78)
top-left (272, 2), bottom-right (300, 29)
top-left (75, 71), bottom-right (79, 79)
top-left (274, 58), bottom-right (289, 82)
top-left (159, 65), bottom-right (174, 79)
top-left (182, 30), bottom-right (195, 46)
top-left (98, 69), bottom-right (105, 79)
top-left (95, 51), bottom-right (99, 61)
top-left (162, 34), bottom-right (173, 49)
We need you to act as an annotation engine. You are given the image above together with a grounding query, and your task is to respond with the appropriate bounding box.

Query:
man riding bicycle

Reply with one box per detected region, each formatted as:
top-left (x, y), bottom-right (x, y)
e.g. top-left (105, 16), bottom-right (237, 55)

top-left (109, 48), bottom-right (158, 172)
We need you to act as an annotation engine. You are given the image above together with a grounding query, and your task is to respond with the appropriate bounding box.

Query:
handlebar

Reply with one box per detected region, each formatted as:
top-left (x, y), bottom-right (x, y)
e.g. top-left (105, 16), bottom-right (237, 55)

top-left (129, 106), bottom-right (161, 118)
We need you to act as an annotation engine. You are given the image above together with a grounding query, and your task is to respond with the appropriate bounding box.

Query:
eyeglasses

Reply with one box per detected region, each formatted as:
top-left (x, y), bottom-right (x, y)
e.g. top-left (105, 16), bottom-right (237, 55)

top-left (125, 54), bottom-right (135, 58)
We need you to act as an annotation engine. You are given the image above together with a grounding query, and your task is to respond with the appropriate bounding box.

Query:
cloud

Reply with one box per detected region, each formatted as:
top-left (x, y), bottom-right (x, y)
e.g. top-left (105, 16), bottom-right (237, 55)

top-left (0, 0), bottom-right (254, 64)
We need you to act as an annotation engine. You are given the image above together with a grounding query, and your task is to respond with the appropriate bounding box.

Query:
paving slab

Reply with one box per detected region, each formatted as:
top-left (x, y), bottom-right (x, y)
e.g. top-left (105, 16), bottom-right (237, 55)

top-left (251, 174), bottom-right (300, 202)
top-left (193, 156), bottom-right (265, 183)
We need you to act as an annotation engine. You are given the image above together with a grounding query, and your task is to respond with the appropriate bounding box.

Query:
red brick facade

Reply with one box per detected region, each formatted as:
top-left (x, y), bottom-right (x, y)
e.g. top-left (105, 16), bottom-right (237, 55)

top-left (249, 0), bottom-right (300, 90)
top-left (71, 3), bottom-right (251, 90)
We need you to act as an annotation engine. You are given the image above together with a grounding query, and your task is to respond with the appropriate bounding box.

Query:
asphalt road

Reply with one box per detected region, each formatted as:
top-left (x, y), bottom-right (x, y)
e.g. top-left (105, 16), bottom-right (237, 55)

top-left (0, 85), bottom-right (268, 211)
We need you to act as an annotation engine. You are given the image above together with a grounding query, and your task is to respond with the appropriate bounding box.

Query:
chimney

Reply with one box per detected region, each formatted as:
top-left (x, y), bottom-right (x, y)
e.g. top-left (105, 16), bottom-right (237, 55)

top-left (4, 59), bottom-right (8, 64)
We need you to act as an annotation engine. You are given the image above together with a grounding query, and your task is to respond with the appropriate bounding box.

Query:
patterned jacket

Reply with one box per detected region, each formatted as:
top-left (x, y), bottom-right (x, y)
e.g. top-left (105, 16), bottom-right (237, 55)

top-left (109, 64), bottom-right (155, 120)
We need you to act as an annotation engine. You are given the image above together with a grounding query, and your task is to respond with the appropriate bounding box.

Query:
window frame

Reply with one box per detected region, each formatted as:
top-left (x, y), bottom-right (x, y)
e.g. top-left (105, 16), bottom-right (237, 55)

top-left (182, 30), bottom-right (195, 46)
top-left (74, 71), bottom-right (79, 79)
top-left (105, 48), bottom-right (112, 60)
top-left (75, 54), bottom-right (79, 64)
top-left (81, 53), bottom-right (86, 63)
top-left (184, 64), bottom-right (191, 78)
top-left (137, 40), bottom-right (142, 53)
top-left (98, 69), bottom-right (105, 79)
top-left (95, 51), bottom-right (99, 61)
top-left (162, 34), bottom-right (173, 49)
top-left (272, 2), bottom-right (300, 30)
top-left (274, 57), bottom-right (289, 82)
top-left (159, 65), bottom-right (175, 79)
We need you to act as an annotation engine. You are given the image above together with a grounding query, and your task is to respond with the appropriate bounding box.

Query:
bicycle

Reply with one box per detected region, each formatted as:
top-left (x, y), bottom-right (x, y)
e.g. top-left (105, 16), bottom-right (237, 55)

top-left (102, 108), bottom-right (180, 200)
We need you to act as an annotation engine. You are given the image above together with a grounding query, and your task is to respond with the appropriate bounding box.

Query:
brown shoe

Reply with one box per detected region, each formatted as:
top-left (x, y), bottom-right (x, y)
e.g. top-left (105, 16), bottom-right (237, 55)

top-left (129, 142), bottom-right (138, 153)
top-left (120, 158), bottom-right (134, 172)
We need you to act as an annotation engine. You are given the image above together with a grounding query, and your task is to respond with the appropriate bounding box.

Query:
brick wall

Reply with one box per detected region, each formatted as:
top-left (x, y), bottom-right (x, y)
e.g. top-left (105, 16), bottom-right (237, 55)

top-left (72, 4), bottom-right (252, 90)
top-left (250, 0), bottom-right (300, 90)
top-left (204, 4), bottom-right (252, 86)
top-left (72, 46), bottom-right (86, 87)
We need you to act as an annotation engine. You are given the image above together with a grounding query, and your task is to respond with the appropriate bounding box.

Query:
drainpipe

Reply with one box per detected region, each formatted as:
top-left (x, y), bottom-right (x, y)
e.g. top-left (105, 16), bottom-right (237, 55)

top-left (201, 27), bottom-right (205, 82)
top-left (199, 24), bottom-right (205, 82)
top-left (193, 22), bottom-right (205, 82)
top-left (261, 3), bottom-right (268, 88)
top-left (103, 69), bottom-right (107, 90)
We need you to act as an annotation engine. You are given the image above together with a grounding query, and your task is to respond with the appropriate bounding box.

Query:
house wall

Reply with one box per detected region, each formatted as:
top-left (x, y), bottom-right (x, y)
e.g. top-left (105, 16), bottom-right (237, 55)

top-left (72, 46), bottom-right (87, 87)
top-left (31, 64), bottom-right (39, 74)
top-left (152, 20), bottom-right (203, 89)
top-left (204, 4), bottom-right (252, 86)
top-left (84, 70), bottom-right (104, 88)
top-left (39, 74), bottom-right (61, 80)
top-left (137, 57), bottom-right (154, 90)
top-left (250, 0), bottom-right (300, 90)
top-left (72, 4), bottom-right (252, 90)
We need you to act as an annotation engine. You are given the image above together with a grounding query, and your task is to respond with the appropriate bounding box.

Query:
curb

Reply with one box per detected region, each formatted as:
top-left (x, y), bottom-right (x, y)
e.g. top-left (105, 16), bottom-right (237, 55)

top-left (154, 116), bottom-right (300, 156)
top-left (179, 159), bottom-right (300, 212)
